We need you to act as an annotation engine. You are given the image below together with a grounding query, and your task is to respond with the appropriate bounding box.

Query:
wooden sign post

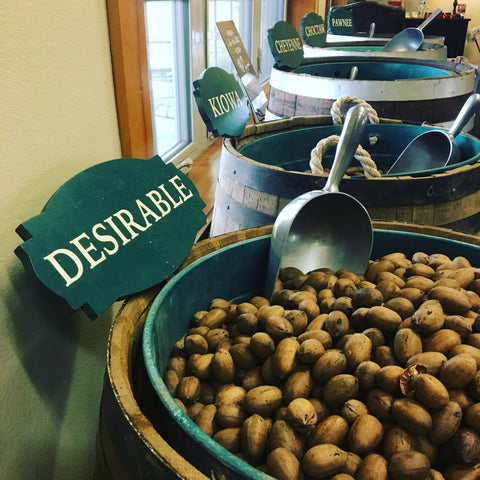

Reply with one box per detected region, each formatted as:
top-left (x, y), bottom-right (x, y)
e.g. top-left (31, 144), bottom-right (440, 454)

top-left (216, 20), bottom-right (267, 123)
top-left (15, 156), bottom-right (206, 319)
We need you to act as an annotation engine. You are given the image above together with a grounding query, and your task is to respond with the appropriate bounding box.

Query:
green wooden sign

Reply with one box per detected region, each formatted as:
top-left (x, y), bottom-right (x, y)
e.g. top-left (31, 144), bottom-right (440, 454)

top-left (15, 156), bottom-right (206, 319)
top-left (328, 8), bottom-right (355, 36)
top-left (267, 20), bottom-right (304, 69)
top-left (193, 66), bottom-right (250, 138)
top-left (300, 12), bottom-right (327, 47)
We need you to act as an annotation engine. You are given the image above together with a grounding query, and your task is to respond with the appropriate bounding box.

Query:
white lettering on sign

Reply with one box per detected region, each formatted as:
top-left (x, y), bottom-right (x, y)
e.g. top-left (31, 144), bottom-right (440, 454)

top-left (304, 24), bottom-right (325, 36)
top-left (274, 37), bottom-right (302, 54)
top-left (208, 90), bottom-right (243, 118)
top-left (43, 175), bottom-right (194, 287)
top-left (226, 28), bottom-right (241, 47)
top-left (331, 18), bottom-right (353, 27)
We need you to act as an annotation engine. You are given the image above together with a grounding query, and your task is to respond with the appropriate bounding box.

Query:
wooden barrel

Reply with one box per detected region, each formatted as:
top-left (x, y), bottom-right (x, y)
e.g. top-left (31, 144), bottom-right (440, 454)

top-left (141, 222), bottom-right (480, 479)
top-left (210, 115), bottom-right (480, 237)
top-left (94, 287), bottom-right (208, 480)
top-left (94, 226), bottom-right (274, 480)
top-left (266, 57), bottom-right (476, 128)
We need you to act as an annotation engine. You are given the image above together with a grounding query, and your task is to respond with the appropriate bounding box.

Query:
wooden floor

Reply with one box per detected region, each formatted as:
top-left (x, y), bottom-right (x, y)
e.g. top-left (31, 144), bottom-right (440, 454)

top-left (188, 137), bottom-right (222, 239)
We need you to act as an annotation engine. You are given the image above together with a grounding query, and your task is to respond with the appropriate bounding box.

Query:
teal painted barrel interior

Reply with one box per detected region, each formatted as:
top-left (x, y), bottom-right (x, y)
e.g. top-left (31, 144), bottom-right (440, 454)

top-left (293, 61), bottom-right (453, 80)
top-left (238, 123), bottom-right (480, 175)
top-left (142, 225), bottom-right (480, 480)
top-left (303, 40), bottom-right (448, 61)
top-left (211, 116), bottom-right (480, 237)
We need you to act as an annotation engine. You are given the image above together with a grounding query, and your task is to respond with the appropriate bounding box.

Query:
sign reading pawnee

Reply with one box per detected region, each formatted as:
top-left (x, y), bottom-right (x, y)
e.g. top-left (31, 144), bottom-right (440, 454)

top-left (267, 20), bottom-right (304, 69)
top-left (216, 20), bottom-right (267, 123)
top-left (15, 156), bottom-right (206, 319)
top-left (300, 12), bottom-right (327, 47)
top-left (193, 66), bottom-right (250, 138)
top-left (328, 8), bottom-right (355, 36)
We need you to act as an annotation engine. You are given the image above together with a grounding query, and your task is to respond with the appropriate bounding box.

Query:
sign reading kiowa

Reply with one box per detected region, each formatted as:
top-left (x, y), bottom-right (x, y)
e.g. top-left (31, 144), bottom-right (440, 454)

top-left (300, 12), bottom-right (327, 48)
top-left (328, 8), bottom-right (355, 36)
top-left (193, 66), bottom-right (250, 138)
top-left (267, 20), bottom-right (304, 69)
top-left (15, 156), bottom-right (206, 319)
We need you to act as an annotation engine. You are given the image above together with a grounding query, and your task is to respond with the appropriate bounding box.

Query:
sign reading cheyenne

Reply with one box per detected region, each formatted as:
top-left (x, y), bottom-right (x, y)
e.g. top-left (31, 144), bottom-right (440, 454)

top-left (15, 156), bottom-right (206, 319)
top-left (267, 20), bottom-right (304, 69)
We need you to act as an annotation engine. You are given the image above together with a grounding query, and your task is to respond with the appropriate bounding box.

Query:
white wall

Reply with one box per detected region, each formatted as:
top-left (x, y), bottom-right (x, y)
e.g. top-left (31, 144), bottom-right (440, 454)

top-left (1, 2), bottom-right (121, 479)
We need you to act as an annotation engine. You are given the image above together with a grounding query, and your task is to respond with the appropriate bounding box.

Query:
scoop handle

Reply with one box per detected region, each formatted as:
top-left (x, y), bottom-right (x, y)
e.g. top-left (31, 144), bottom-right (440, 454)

top-left (324, 105), bottom-right (369, 193)
top-left (448, 93), bottom-right (480, 139)
top-left (417, 8), bottom-right (442, 31)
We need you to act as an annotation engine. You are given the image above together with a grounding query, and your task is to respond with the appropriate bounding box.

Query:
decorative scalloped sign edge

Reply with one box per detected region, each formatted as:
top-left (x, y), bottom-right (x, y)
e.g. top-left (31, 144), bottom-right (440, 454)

top-left (300, 12), bottom-right (327, 48)
top-left (15, 156), bottom-right (206, 319)
top-left (267, 20), bottom-right (304, 69)
top-left (193, 66), bottom-right (250, 138)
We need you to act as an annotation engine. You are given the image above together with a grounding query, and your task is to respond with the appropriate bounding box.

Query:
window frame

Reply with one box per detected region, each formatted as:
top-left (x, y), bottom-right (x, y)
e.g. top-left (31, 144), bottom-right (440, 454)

top-left (106, 0), bottom-right (210, 162)
top-left (105, 0), bottom-right (320, 162)
top-left (106, 0), bottom-right (154, 159)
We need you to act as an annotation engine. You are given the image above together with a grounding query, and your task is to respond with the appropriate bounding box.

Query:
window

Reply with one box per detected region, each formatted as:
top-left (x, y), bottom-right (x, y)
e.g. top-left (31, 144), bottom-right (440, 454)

top-left (258, 0), bottom-right (286, 83)
top-left (207, 1), bottom-right (253, 72)
top-left (207, 0), bottom-right (286, 83)
top-left (106, 0), bottom-right (286, 164)
top-left (145, 1), bottom-right (191, 160)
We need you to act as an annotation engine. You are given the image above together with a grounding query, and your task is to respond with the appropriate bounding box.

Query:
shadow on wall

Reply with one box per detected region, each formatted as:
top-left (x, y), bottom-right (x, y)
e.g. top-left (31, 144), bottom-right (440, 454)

top-left (5, 260), bottom-right (114, 477)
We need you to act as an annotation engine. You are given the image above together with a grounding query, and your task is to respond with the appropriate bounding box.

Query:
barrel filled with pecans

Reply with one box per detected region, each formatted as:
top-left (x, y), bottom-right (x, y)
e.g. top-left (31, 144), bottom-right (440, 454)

top-left (140, 222), bottom-right (480, 479)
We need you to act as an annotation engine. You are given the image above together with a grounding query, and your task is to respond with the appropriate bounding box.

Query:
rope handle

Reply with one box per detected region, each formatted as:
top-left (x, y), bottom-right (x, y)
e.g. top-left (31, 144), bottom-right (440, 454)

top-left (330, 95), bottom-right (379, 126)
top-left (310, 135), bottom-right (381, 178)
top-left (310, 96), bottom-right (381, 178)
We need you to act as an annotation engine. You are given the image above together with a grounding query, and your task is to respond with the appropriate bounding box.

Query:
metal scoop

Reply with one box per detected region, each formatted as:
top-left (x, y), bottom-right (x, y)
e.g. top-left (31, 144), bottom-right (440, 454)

top-left (264, 105), bottom-right (373, 299)
top-left (349, 66), bottom-right (358, 80)
top-left (382, 8), bottom-right (442, 52)
top-left (388, 93), bottom-right (480, 175)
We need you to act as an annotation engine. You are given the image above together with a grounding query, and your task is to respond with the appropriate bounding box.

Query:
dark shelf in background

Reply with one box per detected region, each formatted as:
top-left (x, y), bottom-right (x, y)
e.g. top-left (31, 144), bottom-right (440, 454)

top-left (405, 17), bottom-right (470, 57)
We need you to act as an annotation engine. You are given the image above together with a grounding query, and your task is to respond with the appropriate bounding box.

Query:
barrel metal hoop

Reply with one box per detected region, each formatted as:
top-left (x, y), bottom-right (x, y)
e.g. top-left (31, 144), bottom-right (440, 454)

top-left (213, 186), bottom-right (276, 226)
top-left (220, 150), bottom-right (326, 198)
top-left (268, 86), bottom-right (472, 125)
top-left (221, 146), bottom-right (480, 206)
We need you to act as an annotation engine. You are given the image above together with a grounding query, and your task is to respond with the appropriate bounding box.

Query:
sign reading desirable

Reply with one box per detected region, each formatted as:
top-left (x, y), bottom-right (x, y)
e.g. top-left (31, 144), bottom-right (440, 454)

top-left (15, 156), bottom-right (206, 319)
top-left (267, 20), bottom-right (304, 69)
top-left (300, 12), bottom-right (327, 48)
top-left (193, 66), bottom-right (250, 138)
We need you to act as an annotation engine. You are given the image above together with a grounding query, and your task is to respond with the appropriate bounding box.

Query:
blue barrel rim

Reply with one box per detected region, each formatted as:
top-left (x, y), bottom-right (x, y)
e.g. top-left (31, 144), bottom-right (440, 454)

top-left (235, 123), bottom-right (480, 178)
